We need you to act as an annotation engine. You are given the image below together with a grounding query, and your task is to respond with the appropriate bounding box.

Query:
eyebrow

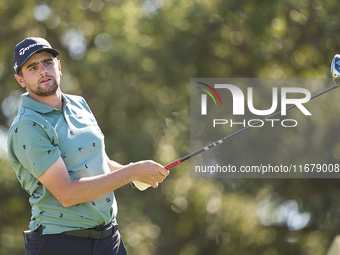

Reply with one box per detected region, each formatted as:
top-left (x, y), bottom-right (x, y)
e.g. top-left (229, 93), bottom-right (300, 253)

top-left (25, 58), bottom-right (54, 70)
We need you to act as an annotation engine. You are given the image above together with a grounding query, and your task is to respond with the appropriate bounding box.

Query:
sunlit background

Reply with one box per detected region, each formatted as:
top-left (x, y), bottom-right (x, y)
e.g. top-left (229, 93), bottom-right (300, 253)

top-left (1, 0), bottom-right (340, 254)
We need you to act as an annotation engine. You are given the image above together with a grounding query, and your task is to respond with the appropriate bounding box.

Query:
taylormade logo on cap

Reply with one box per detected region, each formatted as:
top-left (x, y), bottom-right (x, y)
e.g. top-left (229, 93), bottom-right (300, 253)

top-left (19, 42), bottom-right (46, 56)
top-left (13, 37), bottom-right (60, 73)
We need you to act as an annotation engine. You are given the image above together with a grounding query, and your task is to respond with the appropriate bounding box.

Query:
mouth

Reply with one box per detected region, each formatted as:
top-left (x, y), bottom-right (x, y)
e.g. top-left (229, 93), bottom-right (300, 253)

top-left (39, 77), bottom-right (53, 84)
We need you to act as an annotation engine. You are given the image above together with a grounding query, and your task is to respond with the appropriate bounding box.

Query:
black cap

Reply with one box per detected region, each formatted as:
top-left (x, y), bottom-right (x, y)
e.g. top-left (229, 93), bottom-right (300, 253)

top-left (14, 37), bottom-right (60, 74)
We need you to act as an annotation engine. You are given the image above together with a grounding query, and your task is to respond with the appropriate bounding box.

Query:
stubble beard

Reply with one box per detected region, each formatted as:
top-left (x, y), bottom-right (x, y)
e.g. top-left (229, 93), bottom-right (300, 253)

top-left (28, 77), bottom-right (59, 97)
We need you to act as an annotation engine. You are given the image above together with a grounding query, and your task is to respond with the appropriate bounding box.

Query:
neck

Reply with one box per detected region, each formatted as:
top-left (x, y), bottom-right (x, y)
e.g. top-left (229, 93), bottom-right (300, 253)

top-left (28, 89), bottom-right (63, 110)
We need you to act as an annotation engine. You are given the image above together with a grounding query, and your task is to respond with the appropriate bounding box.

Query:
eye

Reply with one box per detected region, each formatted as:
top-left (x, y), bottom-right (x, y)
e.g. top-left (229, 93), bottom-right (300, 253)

top-left (29, 66), bottom-right (36, 71)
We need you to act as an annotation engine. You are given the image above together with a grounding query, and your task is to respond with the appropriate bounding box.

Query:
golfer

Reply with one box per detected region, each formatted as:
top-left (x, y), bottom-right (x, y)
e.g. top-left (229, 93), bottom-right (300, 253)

top-left (7, 37), bottom-right (169, 255)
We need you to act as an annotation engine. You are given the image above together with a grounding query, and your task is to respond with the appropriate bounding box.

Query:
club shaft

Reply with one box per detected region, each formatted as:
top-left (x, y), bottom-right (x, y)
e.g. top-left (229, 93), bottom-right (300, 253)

top-left (164, 84), bottom-right (338, 170)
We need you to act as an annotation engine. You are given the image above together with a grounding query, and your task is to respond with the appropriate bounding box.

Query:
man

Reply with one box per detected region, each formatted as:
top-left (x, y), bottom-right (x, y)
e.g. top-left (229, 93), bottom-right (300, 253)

top-left (7, 37), bottom-right (169, 255)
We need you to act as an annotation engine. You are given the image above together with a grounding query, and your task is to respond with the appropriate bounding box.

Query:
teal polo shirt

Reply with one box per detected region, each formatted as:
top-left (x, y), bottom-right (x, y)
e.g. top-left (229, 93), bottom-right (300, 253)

top-left (7, 93), bottom-right (117, 235)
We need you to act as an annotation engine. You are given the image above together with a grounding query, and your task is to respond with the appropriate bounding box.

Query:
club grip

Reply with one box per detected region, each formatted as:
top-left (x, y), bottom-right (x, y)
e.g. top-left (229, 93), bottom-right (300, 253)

top-left (130, 159), bottom-right (183, 190)
top-left (164, 159), bottom-right (182, 170)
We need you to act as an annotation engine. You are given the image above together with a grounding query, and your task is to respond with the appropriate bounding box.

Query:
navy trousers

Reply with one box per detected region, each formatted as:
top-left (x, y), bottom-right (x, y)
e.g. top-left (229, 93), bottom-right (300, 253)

top-left (24, 222), bottom-right (127, 255)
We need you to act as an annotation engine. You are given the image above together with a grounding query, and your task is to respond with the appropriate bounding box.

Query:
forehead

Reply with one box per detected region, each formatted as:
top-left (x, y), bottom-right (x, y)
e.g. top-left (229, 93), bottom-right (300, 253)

top-left (23, 51), bottom-right (55, 67)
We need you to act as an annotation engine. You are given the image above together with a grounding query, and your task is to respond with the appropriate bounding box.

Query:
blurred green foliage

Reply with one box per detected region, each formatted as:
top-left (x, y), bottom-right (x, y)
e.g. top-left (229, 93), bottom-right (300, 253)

top-left (1, 0), bottom-right (340, 254)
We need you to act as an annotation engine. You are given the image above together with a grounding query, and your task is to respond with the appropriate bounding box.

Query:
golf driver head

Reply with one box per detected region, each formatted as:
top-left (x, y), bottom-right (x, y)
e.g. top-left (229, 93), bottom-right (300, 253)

top-left (331, 54), bottom-right (340, 86)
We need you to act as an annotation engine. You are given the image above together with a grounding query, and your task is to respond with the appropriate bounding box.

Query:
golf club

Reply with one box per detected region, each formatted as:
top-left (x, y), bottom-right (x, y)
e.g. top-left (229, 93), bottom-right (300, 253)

top-left (331, 54), bottom-right (340, 85)
top-left (131, 54), bottom-right (340, 191)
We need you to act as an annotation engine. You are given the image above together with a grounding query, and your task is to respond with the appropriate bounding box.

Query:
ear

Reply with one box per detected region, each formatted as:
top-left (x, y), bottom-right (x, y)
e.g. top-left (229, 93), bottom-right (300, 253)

top-left (57, 60), bottom-right (62, 77)
top-left (14, 74), bottom-right (26, 88)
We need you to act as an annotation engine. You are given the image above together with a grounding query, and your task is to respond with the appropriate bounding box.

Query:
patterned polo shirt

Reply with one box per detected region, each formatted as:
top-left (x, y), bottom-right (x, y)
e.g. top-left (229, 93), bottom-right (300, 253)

top-left (7, 93), bottom-right (117, 234)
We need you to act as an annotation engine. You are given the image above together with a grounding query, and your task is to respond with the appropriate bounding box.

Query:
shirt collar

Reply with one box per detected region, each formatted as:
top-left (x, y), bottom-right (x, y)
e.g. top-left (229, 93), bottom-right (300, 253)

top-left (21, 92), bottom-right (70, 114)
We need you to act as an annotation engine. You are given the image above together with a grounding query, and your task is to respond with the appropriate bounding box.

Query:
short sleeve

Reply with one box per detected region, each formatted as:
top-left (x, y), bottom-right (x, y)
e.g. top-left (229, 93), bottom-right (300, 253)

top-left (7, 121), bottom-right (61, 178)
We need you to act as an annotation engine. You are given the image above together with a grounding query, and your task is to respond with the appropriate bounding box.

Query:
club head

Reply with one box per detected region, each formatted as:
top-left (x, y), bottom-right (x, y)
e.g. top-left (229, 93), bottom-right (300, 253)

top-left (331, 54), bottom-right (340, 86)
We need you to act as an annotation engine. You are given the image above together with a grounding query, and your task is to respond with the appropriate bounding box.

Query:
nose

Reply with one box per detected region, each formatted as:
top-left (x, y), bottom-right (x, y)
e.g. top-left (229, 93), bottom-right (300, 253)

top-left (38, 63), bottom-right (48, 75)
